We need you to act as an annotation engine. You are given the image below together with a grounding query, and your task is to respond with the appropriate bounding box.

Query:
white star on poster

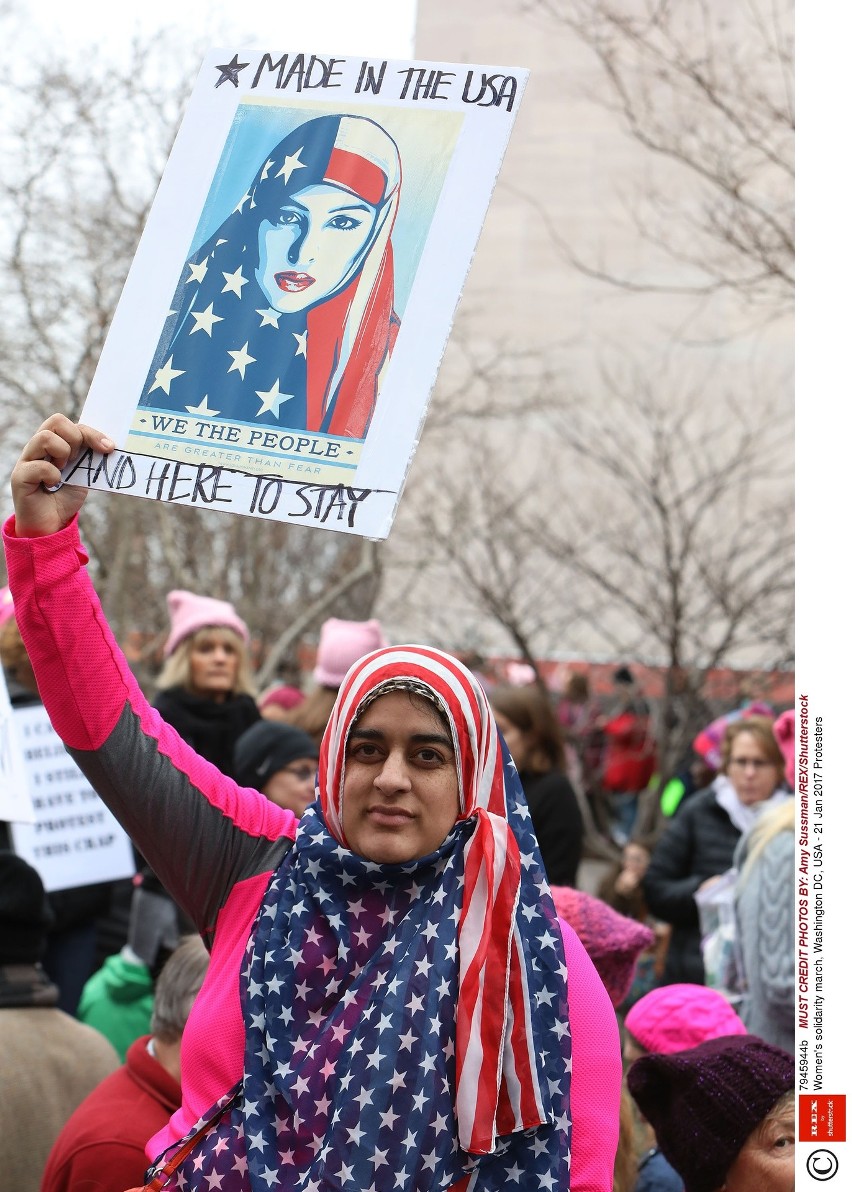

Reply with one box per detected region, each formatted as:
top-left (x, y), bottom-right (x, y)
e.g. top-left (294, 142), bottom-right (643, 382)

top-left (147, 355), bottom-right (184, 396)
top-left (185, 396), bottom-right (221, 417)
top-left (255, 380), bottom-right (294, 416)
top-left (276, 146), bottom-right (307, 183)
top-left (189, 303), bottom-right (224, 336)
top-left (227, 343), bottom-right (256, 378)
top-left (186, 257), bottom-right (208, 284)
top-left (257, 307), bottom-right (282, 328)
top-left (221, 266), bottom-right (248, 297)
top-left (293, 330), bottom-right (308, 357)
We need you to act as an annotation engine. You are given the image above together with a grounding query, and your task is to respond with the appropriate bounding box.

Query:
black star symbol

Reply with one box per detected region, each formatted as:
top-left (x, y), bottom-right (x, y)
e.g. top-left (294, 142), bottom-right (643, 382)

top-left (214, 55), bottom-right (250, 88)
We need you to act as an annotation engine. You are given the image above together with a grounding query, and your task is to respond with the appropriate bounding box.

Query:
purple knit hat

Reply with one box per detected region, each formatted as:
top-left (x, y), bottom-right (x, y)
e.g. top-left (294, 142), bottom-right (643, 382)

top-left (625, 983), bottom-right (747, 1054)
top-left (550, 885), bottom-right (655, 1007)
top-left (627, 1034), bottom-right (794, 1192)
top-left (163, 590), bottom-right (249, 657)
top-left (313, 617), bottom-right (388, 688)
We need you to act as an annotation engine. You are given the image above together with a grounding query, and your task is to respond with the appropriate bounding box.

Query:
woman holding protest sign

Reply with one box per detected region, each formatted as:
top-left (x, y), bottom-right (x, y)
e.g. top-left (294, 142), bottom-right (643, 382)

top-left (135, 113), bottom-right (401, 441)
top-left (5, 414), bottom-right (621, 1191)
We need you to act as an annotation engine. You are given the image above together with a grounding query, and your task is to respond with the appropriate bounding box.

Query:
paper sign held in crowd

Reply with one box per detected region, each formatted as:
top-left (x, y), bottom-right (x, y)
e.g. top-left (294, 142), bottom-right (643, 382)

top-left (8, 704), bottom-right (135, 893)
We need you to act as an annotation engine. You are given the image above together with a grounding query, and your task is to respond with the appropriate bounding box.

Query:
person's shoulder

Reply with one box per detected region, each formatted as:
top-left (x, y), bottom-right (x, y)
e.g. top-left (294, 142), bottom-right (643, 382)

top-left (677, 783), bottom-right (720, 819)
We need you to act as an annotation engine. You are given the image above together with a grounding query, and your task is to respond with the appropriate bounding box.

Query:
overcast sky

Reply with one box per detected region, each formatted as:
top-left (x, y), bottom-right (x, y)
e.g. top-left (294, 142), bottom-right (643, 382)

top-left (17, 0), bottom-right (417, 59)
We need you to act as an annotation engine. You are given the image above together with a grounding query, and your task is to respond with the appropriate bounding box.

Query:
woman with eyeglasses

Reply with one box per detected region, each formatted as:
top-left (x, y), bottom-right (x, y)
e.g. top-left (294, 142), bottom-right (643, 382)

top-left (642, 717), bottom-right (790, 985)
top-left (234, 721), bottom-right (319, 818)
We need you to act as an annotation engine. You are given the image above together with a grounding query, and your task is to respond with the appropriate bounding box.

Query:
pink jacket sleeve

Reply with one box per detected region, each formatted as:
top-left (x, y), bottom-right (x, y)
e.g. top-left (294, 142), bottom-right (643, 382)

top-left (560, 918), bottom-right (621, 1191)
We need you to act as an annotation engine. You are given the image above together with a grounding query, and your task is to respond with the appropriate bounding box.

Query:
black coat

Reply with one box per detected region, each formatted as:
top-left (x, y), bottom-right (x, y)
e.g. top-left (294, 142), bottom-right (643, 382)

top-left (154, 687), bottom-right (260, 779)
top-left (642, 784), bottom-right (742, 984)
top-left (520, 769), bottom-right (584, 888)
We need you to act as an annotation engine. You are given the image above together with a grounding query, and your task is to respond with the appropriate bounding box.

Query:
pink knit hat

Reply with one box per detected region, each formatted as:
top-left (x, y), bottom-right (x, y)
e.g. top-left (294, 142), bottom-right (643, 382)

top-left (163, 590), bottom-right (249, 657)
top-left (259, 684), bottom-right (306, 713)
top-left (313, 617), bottom-right (388, 688)
top-left (625, 983), bottom-right (748, 1054)
top-left (0, 586), bottom-right (15, 629)
top-left (692, 701), bottom-right (774, 769)
top-left (773, 708), bottom-right (795, 788)
top-left (550, 886), bottom-right (655, 1008)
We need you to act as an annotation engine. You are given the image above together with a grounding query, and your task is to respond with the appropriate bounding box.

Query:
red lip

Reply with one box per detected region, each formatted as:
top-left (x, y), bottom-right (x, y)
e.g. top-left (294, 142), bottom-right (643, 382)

top-left (275, 271), bottom-right (315, 293)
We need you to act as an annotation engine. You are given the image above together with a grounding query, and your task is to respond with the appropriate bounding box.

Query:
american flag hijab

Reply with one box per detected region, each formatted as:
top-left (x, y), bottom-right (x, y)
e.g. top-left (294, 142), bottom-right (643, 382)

top-left (136, 113), bottom-right (401, 439)
top-left (231, 645), bottom-right (573, 1191)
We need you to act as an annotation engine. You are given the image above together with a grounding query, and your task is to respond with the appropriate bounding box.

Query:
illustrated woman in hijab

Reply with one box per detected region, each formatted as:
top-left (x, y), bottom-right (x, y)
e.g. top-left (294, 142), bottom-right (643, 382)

top-left (137, 113), bottom-right (402, 440)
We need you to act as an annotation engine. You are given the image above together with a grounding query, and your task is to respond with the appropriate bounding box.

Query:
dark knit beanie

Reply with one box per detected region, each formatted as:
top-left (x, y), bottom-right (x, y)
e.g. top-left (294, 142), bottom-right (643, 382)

top-left (234, 721), bottom-right (319, 791)
top-left (627, 1034), bottom-right (794, 1192)
top-left (0, 851), bottom-right (54, 965)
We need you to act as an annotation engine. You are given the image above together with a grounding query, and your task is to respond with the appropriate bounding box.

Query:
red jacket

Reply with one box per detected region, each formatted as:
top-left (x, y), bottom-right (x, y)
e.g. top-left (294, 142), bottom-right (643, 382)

top-left (602, 710), bottom-right (657, 793)
top-left (40, 1035), bottom-right (180, 1192)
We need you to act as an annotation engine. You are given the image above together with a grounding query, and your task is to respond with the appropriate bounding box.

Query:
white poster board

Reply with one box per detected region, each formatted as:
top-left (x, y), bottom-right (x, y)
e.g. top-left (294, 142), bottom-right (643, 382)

top-left (8, 704), bottom-right (135, 892)
top-left (0, 669), bottom-right (34, 823)
top-left (68, 49), bottom-right (528, 539)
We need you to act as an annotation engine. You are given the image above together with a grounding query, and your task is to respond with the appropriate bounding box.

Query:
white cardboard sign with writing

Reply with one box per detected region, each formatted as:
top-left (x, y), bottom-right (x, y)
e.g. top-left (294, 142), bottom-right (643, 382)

top-left (9, 704), bottom-right (135, 892)
top-left (0, 669), bottom-right (34, 823)
top-left (69, 49), bottom-right (528, 539)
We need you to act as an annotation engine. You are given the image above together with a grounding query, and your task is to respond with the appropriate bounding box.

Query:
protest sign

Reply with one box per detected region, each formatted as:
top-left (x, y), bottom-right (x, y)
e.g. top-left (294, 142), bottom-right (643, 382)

top-left (69, 49), bottom-right (528, 539)
top-left (8, 704), bottom-right (135, 892)
top-left (0, 666), bottom-right (34, 823)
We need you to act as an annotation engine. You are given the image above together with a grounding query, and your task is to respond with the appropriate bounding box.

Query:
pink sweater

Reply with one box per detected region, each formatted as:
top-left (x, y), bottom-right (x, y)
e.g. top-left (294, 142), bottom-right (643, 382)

top-left (4, 515), bottom-right (620, 1190)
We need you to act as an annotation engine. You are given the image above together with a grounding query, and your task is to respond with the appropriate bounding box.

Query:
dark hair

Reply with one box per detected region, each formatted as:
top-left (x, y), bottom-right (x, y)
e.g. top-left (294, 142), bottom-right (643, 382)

top-left (489, 684), bottom-right (566, 774)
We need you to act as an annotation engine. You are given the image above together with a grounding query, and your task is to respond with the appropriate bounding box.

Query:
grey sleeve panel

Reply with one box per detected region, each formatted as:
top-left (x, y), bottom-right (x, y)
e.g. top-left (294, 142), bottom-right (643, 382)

top-left (67, 702), bottom-right (294, 938)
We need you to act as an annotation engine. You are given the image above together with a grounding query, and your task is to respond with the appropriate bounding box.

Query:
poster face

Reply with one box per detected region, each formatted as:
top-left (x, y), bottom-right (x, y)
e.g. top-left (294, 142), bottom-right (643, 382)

top-left (8, 704), bottom-right (135, 892)
top-left (69, 50), bottom-right (528, 539)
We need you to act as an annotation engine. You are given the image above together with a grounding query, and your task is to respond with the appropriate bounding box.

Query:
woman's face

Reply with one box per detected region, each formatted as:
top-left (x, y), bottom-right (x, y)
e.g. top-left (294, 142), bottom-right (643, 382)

top-left (262, 757), bottom-right (317, 817)
top-left (720, 1098), bottom-right (795, 1192)
top-left (188, 631), bottom-right (240, 702)
top-left (493, 711), bottom-right (530, 771)
top-left (622, 843), bottom-right (650, 878)
top-left (342, 690), bottom-right (460, 864)
top-left (725, 729), bottom-right (782, 805)
top-left (256, 182), bottom-right (378, 314)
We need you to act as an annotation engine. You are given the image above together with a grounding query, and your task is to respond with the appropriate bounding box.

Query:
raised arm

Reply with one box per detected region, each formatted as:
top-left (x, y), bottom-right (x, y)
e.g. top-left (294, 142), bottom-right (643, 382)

top-left (5, 416), bottom-right (297, 938)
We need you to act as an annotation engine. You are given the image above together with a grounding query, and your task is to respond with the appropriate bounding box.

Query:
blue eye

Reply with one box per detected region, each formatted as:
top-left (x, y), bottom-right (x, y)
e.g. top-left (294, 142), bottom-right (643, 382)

top-left (276, 210), bottom-right (301, 227)
top-left (327, 215), bottom-right (362, 231)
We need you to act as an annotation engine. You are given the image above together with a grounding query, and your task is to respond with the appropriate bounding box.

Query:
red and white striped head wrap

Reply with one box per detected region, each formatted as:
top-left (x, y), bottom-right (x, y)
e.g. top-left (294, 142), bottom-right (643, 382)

top-left (317, 644), bottom-right (557, 1155)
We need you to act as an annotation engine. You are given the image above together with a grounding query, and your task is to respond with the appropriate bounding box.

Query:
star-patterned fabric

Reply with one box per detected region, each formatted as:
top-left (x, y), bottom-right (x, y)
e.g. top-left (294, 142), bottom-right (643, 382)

top-left (136, 114), bottom-right (401, 439)
top-left (149, 646), bottom-right (572, 1191)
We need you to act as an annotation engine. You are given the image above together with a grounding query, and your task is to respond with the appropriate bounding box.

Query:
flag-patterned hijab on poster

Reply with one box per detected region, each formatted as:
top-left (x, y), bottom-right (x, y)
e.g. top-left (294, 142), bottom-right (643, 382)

top-left (137, 113), bottom-right (401, 440)
top-left (160, 645), bottom-right (573, 1191)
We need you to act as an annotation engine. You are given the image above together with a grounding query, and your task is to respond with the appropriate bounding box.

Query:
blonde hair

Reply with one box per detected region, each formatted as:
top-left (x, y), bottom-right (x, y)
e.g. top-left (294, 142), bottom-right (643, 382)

top-left (156, 625), bottom-right (257, 697)
top-left (278, 685), bottom-right (339, 747)
top-left (737, 798), bottom-right (795, 888)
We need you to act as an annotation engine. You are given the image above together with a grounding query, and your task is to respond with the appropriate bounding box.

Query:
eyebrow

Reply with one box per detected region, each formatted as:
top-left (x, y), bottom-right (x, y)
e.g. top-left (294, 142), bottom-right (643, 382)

top-left (349, 727), bottom-right (454, 750)
top-left (280, 199), bottom-right (372, 216)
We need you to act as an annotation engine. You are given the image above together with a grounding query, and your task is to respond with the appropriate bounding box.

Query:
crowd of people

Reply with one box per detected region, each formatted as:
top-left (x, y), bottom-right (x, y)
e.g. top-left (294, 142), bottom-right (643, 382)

top-left (0, 414), bottom-right (796, 1191)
